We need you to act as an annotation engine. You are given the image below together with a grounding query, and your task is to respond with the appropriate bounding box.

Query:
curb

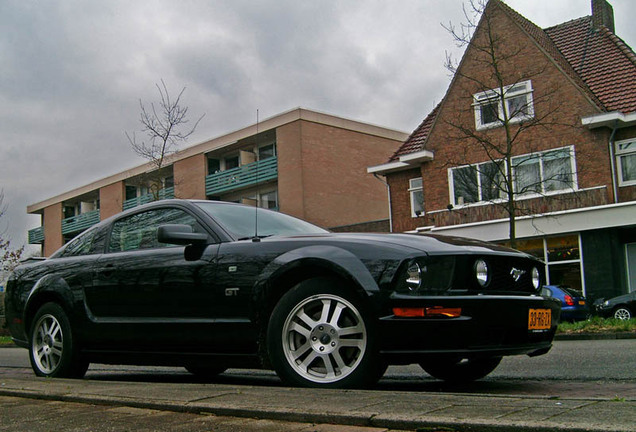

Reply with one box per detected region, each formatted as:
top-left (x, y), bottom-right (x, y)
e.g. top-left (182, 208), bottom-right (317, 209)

top-left (0, 385), bottom-right (632, 432)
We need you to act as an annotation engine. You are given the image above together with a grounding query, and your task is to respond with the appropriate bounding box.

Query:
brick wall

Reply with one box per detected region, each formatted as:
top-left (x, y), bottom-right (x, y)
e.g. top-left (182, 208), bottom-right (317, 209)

top-left (278, 120), bottom-right (402, 229)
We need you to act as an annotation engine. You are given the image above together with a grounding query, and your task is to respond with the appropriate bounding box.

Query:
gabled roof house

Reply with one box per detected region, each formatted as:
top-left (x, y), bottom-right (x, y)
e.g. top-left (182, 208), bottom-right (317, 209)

top-left (369, 0), bottom-right (636, 301)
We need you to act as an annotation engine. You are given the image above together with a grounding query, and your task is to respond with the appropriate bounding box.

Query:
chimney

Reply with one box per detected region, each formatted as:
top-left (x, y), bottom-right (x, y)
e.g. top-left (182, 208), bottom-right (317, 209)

top-left (591, 0), bottom-right (615, 33)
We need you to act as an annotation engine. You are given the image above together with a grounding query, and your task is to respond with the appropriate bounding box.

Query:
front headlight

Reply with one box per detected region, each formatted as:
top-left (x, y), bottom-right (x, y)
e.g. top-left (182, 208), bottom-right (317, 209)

top-left (406, 261), bottom-right (422, 290)
top-left (474, 259), bottom-right (490, 287)
top-left (531, 267), bottom-right (540, 290)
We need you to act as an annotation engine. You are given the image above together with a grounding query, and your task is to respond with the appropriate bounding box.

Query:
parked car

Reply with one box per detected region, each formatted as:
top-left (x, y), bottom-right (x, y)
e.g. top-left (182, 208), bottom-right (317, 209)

top-left (540, 285), bottom-right (589, 322)
top-left (594, 292), bottom-right (636, 320)
top-left (4, 200), bottom-right (560, 388)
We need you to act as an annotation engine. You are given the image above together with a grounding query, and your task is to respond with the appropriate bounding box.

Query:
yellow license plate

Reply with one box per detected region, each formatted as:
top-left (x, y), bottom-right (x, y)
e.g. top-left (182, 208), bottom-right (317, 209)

top-left (579, 301), bottom-right (586, 305)
top-left (528, 309), bottom-right (551, 330)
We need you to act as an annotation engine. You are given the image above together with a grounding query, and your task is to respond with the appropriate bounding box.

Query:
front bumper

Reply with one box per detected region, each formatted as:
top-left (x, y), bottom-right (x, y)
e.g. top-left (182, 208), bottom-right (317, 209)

top-left (377, 294), bottom-right (560, 363)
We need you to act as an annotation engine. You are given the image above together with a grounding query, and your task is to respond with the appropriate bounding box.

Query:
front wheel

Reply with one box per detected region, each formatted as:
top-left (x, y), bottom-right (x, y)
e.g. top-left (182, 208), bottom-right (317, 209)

top-left (420, 357), bottom-right (502, 383)
top-left (267, 278), bottom-right (381, 388)
top-left (29, 302), bottom-right (88, 378)
top-left (613, 306), bottom-right (632, 320)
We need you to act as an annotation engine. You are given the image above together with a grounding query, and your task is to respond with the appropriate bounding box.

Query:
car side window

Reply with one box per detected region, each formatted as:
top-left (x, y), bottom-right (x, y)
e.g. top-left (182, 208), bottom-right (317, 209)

top-left (60, 230), bottom-right (96, 257)
top-left (108, 208), bottom-right (201, 253)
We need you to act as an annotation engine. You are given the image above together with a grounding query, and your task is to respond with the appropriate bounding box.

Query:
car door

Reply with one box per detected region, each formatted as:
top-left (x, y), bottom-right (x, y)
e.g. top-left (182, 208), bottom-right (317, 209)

top-left (86, 206), bottom-right (224, 351)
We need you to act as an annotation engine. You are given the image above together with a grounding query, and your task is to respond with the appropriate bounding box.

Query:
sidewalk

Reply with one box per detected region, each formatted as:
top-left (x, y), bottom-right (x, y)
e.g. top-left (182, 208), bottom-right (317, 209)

top-left (0, 376), bottom-right (634, 432)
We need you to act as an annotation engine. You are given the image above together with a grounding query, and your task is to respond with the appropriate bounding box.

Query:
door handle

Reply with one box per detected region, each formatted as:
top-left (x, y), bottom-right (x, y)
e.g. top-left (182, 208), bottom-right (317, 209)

top-left (99, 264), bottom-right (116, 278)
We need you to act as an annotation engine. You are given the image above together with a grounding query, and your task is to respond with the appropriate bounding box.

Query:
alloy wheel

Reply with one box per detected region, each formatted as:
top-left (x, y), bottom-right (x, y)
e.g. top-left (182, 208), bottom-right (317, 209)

top-left (281, 294), bottom-right (367, 384)
top-left (31, 314), bottom-right (64, 374)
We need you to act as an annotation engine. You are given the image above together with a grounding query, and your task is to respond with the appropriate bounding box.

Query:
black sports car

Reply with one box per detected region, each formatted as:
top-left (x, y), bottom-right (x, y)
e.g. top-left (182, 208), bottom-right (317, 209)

top-left (4, 199), bottom-right (559, 388)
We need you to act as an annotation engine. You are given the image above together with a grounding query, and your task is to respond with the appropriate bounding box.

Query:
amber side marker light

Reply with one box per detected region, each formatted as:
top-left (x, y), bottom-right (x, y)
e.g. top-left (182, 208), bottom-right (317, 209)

top-left (393, 306), bottom-right (461, 318)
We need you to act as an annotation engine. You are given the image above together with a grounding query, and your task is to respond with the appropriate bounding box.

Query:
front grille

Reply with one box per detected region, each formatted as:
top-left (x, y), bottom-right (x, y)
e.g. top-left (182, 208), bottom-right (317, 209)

top-left (452, 255), bottom-right (543, 294)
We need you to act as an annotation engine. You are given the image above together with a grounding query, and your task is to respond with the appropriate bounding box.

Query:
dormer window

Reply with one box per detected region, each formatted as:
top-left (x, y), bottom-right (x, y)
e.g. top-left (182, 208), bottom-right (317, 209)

top-left (474, 80), bottom-right (534, 130)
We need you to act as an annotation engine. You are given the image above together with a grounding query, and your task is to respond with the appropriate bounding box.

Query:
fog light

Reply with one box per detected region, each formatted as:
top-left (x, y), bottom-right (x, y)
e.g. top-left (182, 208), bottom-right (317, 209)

top-left (406, 261), bottom-right (422, 290)
top-left (475, 259), bottom-right (490, 287)
top-left (531, 267), bottom-right (540, 289)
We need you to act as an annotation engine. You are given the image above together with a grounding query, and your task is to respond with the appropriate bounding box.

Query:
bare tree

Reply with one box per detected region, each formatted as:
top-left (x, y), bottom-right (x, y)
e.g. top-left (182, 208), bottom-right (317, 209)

top-left (0, 190), bottom-right (24, 273)
top-left (440, 0), bottom-right (578, 247)
top-left (126, 80), bottom-right (205, 199)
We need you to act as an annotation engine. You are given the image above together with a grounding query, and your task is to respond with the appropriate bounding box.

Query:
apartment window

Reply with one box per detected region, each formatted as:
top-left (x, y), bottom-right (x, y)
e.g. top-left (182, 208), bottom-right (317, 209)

top-left (260, 190), bottom-right (278, 209)
top-left (225, 155), bottom-right (239, 170)
top-left (616, 139), bottom-right (636, 186)
top-left (450, 161), bottom-right (503, 205)
top-left (449, 146), bottom-right (575, 206)
top-left (474, 80), bottom-right (534, 130)
top-left (409, 178), bottom-right (424, 217)
top-left (258, 143), bottom-right (276, 160)
top-left (207, 158), bottom-right (221, 175)
top-left (513, 147), bottom-right (575, 195)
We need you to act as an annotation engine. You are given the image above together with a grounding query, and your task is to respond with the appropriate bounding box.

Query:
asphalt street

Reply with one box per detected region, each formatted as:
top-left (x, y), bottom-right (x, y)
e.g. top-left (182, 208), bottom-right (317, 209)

top-left (2, 339), bottom-right (635, 398)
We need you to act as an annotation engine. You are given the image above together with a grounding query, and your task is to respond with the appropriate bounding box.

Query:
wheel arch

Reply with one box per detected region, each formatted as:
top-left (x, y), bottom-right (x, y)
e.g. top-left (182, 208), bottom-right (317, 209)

top-left (24, 275), bottom-right (75, 334)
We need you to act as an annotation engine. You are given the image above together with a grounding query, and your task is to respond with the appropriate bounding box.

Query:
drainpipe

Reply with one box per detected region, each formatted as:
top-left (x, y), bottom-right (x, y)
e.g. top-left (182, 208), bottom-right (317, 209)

top-left (608, 120), bottom-right (619, 203)
top-left (373, 173), bottom-right (393, 233)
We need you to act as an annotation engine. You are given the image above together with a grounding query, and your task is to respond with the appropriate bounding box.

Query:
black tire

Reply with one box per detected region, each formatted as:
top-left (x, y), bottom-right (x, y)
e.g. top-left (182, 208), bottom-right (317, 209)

top-left (29, 302), bottom-right (89, 378)
top-left (267, 278), bottom-right (382, 388)
top-left (185, 365), bottom-right (227, 378)
top-left (420, 357), bottom-right (502, 383)
top-left (613, 306), bottom-right (632, 320)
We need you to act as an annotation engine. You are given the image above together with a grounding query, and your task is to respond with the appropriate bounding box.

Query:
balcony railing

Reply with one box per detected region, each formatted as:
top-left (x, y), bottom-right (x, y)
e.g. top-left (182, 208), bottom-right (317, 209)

top-left (61, 209), bottom-right (101, 235)
top-left (206, 157), bottom-right (278, 196)
top-left (28, 226), bottom-right (45, 244)
top-left (123, 186), bottom-right (175, 211)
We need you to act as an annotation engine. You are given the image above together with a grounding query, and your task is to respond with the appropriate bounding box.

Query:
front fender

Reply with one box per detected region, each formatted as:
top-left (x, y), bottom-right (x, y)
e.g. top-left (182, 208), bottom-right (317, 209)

top-left (258, 245), bottom-right (381, 296)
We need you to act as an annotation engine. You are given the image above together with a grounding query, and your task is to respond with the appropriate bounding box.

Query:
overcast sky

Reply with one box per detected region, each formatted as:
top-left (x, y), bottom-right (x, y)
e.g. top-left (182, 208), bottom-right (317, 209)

top-left (1, 0), bottom-right (634, 254)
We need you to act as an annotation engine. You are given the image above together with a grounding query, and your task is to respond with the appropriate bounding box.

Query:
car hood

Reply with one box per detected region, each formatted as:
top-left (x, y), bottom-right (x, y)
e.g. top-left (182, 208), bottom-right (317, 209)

top-left (267, 232), bottom-right (530, 257)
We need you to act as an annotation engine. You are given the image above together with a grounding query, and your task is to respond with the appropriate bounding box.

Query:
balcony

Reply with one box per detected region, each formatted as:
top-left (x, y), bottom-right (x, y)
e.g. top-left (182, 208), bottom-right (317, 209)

top-left (61, 209), bottom-right (101, 235)
top-left (123, 187), bottom-right (175, 211)
top-left (206, 157), bottom-right (278, 196)
top-left (28, 226), bottom-right (45, 244)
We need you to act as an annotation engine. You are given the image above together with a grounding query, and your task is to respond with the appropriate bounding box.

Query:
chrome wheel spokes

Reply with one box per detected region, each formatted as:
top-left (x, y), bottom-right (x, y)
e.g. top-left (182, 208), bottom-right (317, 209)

top-left (282, 294), bottom-right (366, 384)
top-left (32, 314), bottom-right (64, 374)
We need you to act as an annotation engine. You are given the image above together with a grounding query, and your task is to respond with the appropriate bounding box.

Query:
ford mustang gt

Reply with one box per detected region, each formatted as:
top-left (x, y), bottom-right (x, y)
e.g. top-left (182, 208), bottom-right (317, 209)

top-left (4, 199), bottom-right (559, 388)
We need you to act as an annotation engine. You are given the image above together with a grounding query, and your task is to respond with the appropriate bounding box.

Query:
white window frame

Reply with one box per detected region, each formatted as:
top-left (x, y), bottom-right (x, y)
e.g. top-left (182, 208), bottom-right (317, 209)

top-left (409, 178), bottom-right (424, 217)
top-left (448, 146), bottom-right (577, 207)
top-left (615, 138), bottom-right (636, 187)
top-left (473, 80), bottom-right (535, 130)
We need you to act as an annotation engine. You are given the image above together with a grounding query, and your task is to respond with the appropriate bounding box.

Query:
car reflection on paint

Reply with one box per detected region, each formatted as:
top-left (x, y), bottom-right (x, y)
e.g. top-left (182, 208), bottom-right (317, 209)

top-left (5, 200), bottom-right (559, 388)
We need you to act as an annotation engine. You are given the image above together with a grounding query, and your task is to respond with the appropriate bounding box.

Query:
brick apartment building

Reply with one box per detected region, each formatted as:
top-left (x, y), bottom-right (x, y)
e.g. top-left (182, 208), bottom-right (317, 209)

top-left (29, 108), bottom-right (406, 256)
top-left (369, 0), bottom-right (636, 301)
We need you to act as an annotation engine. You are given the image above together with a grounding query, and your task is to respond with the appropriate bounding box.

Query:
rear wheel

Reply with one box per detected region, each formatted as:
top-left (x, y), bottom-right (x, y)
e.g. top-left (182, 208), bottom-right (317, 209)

top-left (613, 306), bottom-right (632, 320)
top-left (29, 302), bottom-right (88, 378)
top-left (267, 278), bottom-right (382, 388)
top-left (420, 357), bottom-right (502, 383)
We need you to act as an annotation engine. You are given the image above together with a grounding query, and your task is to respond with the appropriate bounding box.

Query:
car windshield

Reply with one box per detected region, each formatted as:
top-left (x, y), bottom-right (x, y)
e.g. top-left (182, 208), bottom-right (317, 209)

top-left (194, 202), bottom-right (328, 239)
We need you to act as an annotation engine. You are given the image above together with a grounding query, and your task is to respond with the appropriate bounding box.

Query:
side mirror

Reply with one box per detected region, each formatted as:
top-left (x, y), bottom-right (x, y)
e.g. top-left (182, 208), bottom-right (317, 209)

top-left (157, 224), bottom-right (208, 246)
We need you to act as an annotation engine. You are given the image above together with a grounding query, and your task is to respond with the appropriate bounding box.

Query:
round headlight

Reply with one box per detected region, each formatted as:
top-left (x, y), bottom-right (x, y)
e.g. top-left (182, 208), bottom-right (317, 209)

top-left (531, 267), bottom-right (541, 290)
top-left (406, 261), bottom-right (422, 290)
top-left (475, 259), bottom-right (490, 287)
